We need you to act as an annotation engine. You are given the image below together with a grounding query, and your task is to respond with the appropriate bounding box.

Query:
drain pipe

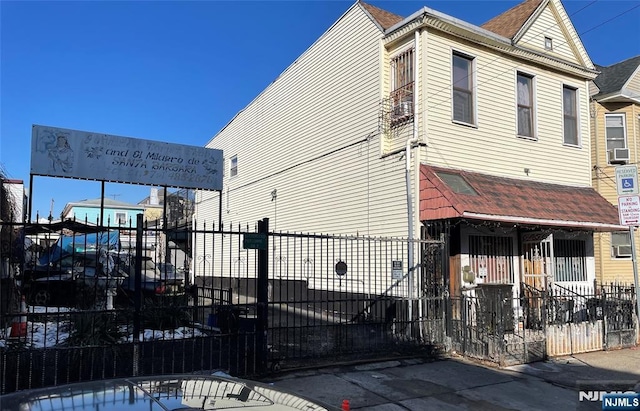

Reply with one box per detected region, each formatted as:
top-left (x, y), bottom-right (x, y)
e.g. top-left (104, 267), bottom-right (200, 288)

top-left (406, 29), bottom-right (421, 337)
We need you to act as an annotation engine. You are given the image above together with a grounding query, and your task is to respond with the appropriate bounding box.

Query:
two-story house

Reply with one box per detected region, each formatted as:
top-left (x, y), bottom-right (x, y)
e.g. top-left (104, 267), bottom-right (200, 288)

top-left (590, 55), bottom-right (640, 284)
top-left (194, 0), bottom-right (622, 301)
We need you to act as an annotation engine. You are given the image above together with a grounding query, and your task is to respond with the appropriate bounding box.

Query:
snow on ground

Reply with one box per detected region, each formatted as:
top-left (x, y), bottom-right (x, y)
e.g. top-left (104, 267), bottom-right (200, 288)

top-left (1, 305), bottom-right (207, 348)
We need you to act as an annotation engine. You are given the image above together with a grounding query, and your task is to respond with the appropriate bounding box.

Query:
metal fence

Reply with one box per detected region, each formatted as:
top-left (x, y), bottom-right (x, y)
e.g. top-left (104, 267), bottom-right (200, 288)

top-left (2, 217), bottom-right (637, 394)
top-left (448, 282), bottom-right (637, 365)
top-left (0, 218), bottom-right (446, 394)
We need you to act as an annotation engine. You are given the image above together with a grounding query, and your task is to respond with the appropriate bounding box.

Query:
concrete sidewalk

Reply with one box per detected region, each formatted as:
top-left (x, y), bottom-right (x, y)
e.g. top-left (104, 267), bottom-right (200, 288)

top-left (267, 347), bottom-right (640, 410)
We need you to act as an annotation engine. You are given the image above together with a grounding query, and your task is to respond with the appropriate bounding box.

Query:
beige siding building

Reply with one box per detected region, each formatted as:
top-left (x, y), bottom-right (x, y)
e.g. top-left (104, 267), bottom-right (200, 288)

top-left (196, 0), bottom-right (623, 298)
top-left (590, 55), bottom-right (640, 284)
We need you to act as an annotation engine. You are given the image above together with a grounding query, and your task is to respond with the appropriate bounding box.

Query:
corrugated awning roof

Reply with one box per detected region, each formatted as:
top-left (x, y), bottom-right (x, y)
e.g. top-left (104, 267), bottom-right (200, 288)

top-left (420, 165), bottom-right (624, 231)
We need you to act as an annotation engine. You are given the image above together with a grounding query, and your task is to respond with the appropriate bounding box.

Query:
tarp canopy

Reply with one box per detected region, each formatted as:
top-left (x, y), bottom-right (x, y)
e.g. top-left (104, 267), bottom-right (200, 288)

top-left (38, 230), bottom-right (120, 266)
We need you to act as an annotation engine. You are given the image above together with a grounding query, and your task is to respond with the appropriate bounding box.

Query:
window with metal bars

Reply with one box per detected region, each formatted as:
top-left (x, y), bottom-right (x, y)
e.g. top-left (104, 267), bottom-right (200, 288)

top-left (390, 49), bottom-right (414, 122)
top-left (553, 239), bottom-right (586, 282)
top-left (469, 235), bottom-right (514, 284)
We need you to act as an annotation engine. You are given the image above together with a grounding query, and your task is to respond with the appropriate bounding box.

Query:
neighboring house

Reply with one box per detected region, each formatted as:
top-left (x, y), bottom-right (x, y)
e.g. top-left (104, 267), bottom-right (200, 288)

top-left (590, 55), bottom-right (640, 284)
top-left (195, 0), bottom-right (623, 299)
top-left (61, 198), bottom-right (145, 227)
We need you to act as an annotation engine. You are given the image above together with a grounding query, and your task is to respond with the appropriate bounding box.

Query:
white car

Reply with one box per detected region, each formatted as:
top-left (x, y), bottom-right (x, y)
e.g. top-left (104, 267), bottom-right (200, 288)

top-left (0, 374), bottom-right (338, 410)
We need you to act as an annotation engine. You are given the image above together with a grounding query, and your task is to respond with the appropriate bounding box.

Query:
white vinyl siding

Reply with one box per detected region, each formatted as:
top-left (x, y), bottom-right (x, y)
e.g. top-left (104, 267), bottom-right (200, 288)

top-left (198, 6), bottom-right (410, 238)
top-left (423, 31), bottom-right (591, 186)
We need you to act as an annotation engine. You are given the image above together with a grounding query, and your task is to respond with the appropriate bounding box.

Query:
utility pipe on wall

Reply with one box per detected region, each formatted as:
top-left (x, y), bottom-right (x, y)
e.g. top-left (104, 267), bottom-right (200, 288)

top-left (405, 29), bottom-right (421, 335)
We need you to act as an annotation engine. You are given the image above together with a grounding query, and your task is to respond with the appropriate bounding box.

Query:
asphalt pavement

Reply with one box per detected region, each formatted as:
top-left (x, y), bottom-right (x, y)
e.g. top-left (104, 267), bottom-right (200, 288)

top-left (267, 347), bottom-right (640, 410)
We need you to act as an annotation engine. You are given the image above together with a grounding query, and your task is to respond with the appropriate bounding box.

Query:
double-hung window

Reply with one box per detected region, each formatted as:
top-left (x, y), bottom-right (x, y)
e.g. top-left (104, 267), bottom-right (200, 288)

top-left (517, 72), bottom-right (535, 138)
top-left (606, 113), bottom-right (627, 156)
top-left (563, 86), bottom-right (579, 145)
top-left (230, 155), bottom-right (238, 177)
top-left (452, 52), bottom-right (475, 125)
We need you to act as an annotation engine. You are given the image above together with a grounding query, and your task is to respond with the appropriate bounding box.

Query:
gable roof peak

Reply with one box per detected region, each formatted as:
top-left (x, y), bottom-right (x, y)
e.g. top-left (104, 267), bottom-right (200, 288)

top-left (481, 0), bottom-right (545, 39)
top-left (358, 1), bottom-right (404, 30)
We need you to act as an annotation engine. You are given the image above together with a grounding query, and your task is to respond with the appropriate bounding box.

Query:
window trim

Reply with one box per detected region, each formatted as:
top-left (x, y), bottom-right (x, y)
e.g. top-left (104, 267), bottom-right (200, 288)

top-left (451, 50), bottom-right (477, 127)
top-left (605, 113), bottom-right (627, 163)
top-left (562, 85), bottom-right (580, 147)
top-left (516, 71), bottom-right (537, 140)
top-left (544, 36), bottom-right (553, 51)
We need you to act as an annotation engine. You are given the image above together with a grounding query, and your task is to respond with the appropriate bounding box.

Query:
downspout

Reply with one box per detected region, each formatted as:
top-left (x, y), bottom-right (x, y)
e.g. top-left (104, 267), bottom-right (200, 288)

top-left (406, 29), bottom-right (421, 335)
top-left (592, 99), bottom-right (604, 284)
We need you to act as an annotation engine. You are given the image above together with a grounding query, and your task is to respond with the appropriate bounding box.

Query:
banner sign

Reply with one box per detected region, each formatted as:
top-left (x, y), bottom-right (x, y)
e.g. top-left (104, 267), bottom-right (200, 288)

top-left (31, 125), bottom-right (223, 191)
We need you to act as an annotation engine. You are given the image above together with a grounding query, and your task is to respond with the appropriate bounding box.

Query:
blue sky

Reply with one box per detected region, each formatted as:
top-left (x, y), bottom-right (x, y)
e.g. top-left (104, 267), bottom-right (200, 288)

top-left (2, 0), bottom-right (639, 221)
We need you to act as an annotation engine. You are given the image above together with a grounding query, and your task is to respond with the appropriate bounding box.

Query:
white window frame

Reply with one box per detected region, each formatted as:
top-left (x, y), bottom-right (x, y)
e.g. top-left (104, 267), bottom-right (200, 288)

top-left (605, 113), bottom-right (627, 159)
top-left (562, 85), bottom-right (580, 147)
top-left (544, 36), bottom-right (553, 51)
top-left (516, 71), bottom-right (536, 139)
top-left (230, 155), bottom-right (238, 177)
top-left (451, 50), bottom-right (477, 127)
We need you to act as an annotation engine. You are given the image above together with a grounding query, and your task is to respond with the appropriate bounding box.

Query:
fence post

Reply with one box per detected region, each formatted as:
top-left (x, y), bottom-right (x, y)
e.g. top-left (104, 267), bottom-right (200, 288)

top-left (256, 218), bottom-right (269, 374)
top-left (132, 213), bottom-right (143, 376)
top-left (461, 294), bottom-right (467, 355)
top-left (602, 290), bottom-right (608, 350)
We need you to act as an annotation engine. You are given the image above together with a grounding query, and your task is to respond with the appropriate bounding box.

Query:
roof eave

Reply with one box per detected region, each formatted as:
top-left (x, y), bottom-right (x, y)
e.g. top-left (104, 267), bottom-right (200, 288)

top-left (383, 7), bottom-right (597, 79)
top-left (595, 91), bottom-right (640, 104)
top-left (462, 212), bottom-right (625, 232)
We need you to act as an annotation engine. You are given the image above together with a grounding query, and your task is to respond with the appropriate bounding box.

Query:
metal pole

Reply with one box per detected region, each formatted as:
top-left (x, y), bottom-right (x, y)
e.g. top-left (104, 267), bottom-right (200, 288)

top-left (629, 226), bottom-right (640, 326)
top-left (28, 174), bottom-right (34, 222)
top-left (218, 190), bottom-right (223, 229)
top-left (132, 213), bottom-right (143, 376)
top-left (256, 218), bottom-right (269, 374)
top-left (100, 181), bottom-right (105, 227)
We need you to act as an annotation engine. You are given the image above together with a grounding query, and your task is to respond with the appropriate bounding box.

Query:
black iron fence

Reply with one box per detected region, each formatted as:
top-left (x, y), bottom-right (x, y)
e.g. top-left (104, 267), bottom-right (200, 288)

top-left (0, 218), bottom-right (446, 394)
top-left (448, 282), bottom-right (637, 365)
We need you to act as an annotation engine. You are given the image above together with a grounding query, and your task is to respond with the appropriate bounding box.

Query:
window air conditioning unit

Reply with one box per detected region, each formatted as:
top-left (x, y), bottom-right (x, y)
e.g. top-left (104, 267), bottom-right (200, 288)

top-left (609, 148), bottom-right (630, 163)
top-left (392, 101), bottom-right (412, 119)
top-left (615, 245), bottom-right (633, 258)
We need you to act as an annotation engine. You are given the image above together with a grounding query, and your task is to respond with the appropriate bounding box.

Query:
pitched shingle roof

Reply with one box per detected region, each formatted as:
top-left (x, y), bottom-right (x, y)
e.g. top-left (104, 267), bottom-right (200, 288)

top-left (593, 55), bottom-right (640, 96)
top-left (359, 1), bottom-right (404, 30)
top-left (481, 0), bottom-right (544, 39)
top-left (420, 165), bottom-right (622, 230)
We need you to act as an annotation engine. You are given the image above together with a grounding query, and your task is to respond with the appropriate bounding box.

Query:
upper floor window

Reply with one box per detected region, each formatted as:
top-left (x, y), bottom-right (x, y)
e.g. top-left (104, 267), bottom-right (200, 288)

top-left (452, 52), bottom-right (475, 125)
top-left (544, 37), bottom-right (553, 51)
top-left (230, 155), bottom-right (238, 177)
top-left (390, 48), bottom-right (414, 123)
top-left (606, 114), bottom-right (628, 164)
top-left (517, 72), bottom-right (535, 138)
top-left (562, 85), bottom-right (579, 146)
